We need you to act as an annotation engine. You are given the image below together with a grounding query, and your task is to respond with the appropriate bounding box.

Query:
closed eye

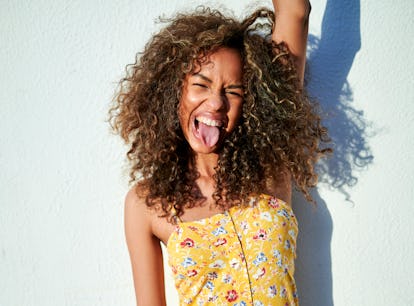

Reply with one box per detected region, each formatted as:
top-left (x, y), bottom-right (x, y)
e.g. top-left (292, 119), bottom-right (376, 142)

top-left (225, 90), bottom-right (243, 98)
top-left (192, 83), bottom-right (209, 88)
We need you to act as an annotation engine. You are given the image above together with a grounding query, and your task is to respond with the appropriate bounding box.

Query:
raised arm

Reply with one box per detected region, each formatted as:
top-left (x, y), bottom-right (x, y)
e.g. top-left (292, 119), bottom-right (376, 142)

top-left (272, 0), bottom-right (311, 84)
top-left (124, 187), bottom-right (166, 306)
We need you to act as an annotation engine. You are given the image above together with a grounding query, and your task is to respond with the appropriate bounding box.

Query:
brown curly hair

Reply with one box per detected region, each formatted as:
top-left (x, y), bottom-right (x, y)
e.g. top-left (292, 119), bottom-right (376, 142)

top-left (109, 7), bottom-right (331, 222)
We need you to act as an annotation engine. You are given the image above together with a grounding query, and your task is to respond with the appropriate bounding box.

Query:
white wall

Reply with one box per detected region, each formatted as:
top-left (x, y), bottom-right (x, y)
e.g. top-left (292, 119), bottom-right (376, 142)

top-left (1, 0), bottom-right (413, 305)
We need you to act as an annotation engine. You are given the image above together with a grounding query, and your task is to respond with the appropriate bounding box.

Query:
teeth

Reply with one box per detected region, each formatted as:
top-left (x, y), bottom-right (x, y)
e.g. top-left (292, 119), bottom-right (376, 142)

top-left (196, 117), bottom-right (223, 127)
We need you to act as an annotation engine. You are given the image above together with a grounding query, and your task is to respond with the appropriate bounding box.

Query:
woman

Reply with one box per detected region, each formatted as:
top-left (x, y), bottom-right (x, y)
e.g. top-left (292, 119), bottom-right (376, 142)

top-left (110, 0), bottom-right (330, 304)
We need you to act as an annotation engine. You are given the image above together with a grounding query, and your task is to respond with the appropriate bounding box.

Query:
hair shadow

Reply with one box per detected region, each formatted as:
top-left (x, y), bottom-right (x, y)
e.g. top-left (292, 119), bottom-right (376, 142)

top-left (307, 0), bottom-right (372, 197)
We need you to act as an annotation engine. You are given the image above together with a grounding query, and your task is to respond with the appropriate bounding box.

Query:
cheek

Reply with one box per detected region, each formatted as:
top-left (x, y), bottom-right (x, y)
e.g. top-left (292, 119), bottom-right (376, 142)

top-left (177, 92), bottom-right (195, 132)
top-left (227, 100), bottom-right (243, 131)
top-left (178, 90), bottom-right (201, 122)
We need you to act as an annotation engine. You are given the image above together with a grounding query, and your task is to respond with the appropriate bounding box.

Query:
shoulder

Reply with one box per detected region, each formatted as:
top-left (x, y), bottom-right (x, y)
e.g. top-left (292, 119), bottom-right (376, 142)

top-left (124, 183), bottom-right (168, 305)
top-left (124, 183), bottom-right (147, 216)
top-left (124, 183), bottom-right (154, 236)
top-left (266, 169), bottom-right (292, 206)
top-left (125, 183), bottom-right (146, 210)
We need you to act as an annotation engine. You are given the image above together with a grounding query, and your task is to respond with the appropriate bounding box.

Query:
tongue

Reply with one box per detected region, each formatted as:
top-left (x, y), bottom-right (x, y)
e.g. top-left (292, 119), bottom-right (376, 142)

top-left (198, 122), bottom-right (220, 147)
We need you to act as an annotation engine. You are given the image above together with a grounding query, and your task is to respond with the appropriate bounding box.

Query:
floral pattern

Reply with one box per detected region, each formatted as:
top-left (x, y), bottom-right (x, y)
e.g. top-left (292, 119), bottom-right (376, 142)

top-left (167, 194), bottom-right (298, 305)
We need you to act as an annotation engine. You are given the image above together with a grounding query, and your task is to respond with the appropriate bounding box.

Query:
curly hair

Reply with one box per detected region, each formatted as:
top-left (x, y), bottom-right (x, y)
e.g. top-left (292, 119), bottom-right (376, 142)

top-left (109, 7), bottom-right (331, 222)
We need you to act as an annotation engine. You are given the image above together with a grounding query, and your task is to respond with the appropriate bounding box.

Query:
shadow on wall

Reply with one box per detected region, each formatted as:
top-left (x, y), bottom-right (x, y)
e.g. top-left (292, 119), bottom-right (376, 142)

top-left (293, 0), bottom-right (373, 305)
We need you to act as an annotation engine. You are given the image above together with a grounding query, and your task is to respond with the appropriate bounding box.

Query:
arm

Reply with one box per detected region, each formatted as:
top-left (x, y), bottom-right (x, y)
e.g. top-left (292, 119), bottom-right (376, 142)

top-left (124, 187), bottom-right (166, 306)
top-left (270, 1), bottom-right (310, 203)
top-left (272, 0), bottom-right (311, 85)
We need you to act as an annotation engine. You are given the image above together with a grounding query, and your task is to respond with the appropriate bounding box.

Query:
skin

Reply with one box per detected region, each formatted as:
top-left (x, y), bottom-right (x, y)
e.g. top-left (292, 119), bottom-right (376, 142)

top-left (125, 1), bottom-right (311, 305)
top-left (178, 48), bottom-right (244, 156)
top-left (272, 0), bottom-right (311, 83)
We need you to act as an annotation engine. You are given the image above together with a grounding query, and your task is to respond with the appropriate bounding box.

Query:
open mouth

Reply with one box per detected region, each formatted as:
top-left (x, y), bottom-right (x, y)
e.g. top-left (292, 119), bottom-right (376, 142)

top-left (195, 116), bottom-right (224, 129)
top-left (194, 116), bottom-right (225, 148)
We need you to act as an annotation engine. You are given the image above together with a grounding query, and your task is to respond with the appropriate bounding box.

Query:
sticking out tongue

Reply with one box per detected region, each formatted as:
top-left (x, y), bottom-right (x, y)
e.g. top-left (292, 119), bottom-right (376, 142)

top-left (197, 121), bottom-right (220, 147)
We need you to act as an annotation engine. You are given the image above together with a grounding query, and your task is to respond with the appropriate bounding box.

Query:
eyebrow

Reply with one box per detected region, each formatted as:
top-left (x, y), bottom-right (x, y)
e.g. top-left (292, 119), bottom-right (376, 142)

top-left (192, 73), bottom-right (212, 83)
top-left (192, 73), bottom-right (243, 89)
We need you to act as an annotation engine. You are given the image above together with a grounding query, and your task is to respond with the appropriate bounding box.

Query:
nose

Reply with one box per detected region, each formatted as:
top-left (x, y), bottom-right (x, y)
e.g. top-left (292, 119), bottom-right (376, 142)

top-left (206, 91), bottom-right (227, 111)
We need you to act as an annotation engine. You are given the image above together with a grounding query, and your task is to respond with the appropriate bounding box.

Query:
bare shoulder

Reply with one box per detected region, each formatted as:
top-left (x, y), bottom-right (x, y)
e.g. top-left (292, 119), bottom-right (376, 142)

top-left (125, 183), bottom-right (149, 216)
top-left (124, 183), bottom-right (167, 305)
top-left (124, 182), bottom-right (156, 253)
top-left (124, 183), bottom-right (152, 231)
top-left (266, 169), bottom-right (292, 206)
top-left (125, 182), bottom-right (148, 205)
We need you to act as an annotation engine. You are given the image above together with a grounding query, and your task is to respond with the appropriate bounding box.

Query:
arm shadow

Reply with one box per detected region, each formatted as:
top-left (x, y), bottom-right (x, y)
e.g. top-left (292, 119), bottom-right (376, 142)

top-left (293, 190), bottom-right (333, 306)
top-left (293, 0), bottom-right (373, 305)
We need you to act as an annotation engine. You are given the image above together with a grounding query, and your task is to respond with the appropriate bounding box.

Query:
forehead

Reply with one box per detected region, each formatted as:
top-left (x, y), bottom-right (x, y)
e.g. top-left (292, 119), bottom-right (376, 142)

top-left (190, 47), bottom-right (243, 80)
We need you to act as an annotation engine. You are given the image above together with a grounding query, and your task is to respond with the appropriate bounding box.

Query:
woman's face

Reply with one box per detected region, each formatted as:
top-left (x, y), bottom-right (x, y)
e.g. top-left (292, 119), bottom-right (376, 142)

top-left (178, 47), bottom-right (243, 154)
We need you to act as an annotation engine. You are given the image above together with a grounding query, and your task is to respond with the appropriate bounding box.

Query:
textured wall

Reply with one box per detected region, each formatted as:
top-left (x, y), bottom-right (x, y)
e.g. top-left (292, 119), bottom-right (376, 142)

top-left (1, 0), bottom-right (413, 305)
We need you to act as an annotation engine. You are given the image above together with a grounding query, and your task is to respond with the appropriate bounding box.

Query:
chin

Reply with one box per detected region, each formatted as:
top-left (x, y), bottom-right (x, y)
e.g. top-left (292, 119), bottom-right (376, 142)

top-left (189, 143), bottom-right (220, 155)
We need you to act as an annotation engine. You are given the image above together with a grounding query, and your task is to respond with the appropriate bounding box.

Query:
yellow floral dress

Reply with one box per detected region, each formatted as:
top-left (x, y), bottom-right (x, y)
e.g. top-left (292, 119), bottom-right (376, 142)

top-left (167, 194), bottom-right (299, 305)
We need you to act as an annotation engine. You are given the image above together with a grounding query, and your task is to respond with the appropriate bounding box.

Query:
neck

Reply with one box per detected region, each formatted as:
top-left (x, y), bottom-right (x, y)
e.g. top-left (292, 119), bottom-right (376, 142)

top-left (192, 152), bottom-right (219, 178)
top-left (191, 152), bottom-right (219, 204)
